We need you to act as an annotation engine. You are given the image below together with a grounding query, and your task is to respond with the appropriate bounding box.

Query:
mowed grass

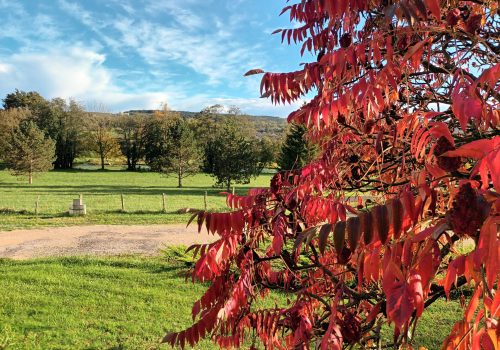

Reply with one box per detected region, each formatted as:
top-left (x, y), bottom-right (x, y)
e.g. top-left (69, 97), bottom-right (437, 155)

top-left (0, 169), bottom-right (273, 230)
top-left (0, 253), bottom-right (465, 350)
top-left (0, 255), bottom-right (214, 350)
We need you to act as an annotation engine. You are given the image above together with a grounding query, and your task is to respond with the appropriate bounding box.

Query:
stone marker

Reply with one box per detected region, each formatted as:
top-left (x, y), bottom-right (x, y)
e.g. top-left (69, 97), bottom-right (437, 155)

top-left (69, 197), bottom-right (87, 216)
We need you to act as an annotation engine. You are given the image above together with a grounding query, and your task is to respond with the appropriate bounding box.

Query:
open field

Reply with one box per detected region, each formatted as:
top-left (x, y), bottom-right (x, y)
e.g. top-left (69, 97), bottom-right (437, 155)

top-left (0, 252), bottom-right (465, 350)
top-left (0, 169), bottom-right (273, 231)
top-left (0, 168), bottom-right (468, 349)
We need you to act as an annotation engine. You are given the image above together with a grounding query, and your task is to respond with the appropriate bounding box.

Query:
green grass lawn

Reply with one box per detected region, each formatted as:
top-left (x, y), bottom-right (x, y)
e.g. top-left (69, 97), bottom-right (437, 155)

top-left (0, 169), bottom-right (273, 230)
top-left (0, 253), bottom-right (465, 350)
top-left (0, 168), bottom-right (466, 349)
top-left (0, 255), bottom-right (213, 350)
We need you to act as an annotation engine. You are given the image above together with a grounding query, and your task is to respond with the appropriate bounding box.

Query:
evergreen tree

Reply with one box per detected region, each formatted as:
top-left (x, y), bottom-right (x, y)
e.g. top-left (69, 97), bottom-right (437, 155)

top-left (5, 121), bottom-right (55, 184)
top-left (210, 117), bottom-right (263, 190)
top-left (143, 112), bottom-right (202, 187)
top-left (3, 91), bottom-right (84, 169)
top-left (0, 108), bottom-right (31, 157)
top-left (259, 135), bottom-right (282, 169)
top-left (277, 122), bottom-right (316, 171)
top-left (2, 89), bottom-right (48, 113)
top-left (161, 119), bottom-right (202, 187)
top-left (191, 105), bottom-right (226, 172)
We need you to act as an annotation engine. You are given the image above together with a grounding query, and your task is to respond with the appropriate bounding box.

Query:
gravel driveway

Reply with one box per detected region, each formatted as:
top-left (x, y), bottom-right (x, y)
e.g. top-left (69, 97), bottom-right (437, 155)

top-left (0, 224), bottom-right (216, 260)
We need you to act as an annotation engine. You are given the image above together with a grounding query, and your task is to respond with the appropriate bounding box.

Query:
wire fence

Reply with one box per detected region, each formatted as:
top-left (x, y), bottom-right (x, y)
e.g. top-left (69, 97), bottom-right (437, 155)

top-left (0, 190), bottom-right (232, 216)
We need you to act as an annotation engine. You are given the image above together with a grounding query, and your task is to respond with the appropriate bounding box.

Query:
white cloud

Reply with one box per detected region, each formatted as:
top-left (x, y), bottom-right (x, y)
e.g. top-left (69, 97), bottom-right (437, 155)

top-left (58, 0), bottom-right (122, 52)
top-left (0, 3), bottom-right (61, 46)
top-left (0, 47), bottom-right (175, 110)
top-left (111, 19), bottom-right (264, 87)
top-left (0, 63), bottom-right (10, 73)
top-left (0, 0), bottom-right (302, 117)
top-left (0, 46), bottom-right (294, 116)
top-left (0, 47), bottom-right (109, 98)
top-left (56, 1), bottom-right (265, 87)
top-left (144, 1), bottom-right (205, 30)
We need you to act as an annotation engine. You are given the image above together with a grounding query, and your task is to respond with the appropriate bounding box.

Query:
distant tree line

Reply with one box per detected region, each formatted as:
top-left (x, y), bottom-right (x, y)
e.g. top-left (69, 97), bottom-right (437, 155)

top-left (0, 90), bottom-right (316, 187)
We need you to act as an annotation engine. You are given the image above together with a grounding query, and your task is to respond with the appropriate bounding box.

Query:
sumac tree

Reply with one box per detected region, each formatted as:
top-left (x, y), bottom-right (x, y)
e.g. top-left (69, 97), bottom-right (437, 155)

top-left (165, 0), bottom-right (499, 349)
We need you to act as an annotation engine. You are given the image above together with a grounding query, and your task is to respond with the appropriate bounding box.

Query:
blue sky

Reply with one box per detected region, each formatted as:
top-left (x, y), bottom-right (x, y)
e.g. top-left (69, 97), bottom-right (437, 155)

top-left (0, 0), bottom-right (311, 116)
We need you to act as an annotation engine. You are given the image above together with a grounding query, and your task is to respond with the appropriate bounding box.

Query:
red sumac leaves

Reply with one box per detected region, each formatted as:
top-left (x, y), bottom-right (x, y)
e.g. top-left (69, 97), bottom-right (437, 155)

top-left (244, 68), bottom-right (265, 76)
top-left (448, 183), bottom-right (491, 238)
top-left (333, 221), bottom-right (346, 256)
top-left (387, 199), bottom-right (404, 239)
top-left (318, 223), bottom-right (332, 254)
top-left (360, 211), bottom-right (373, 245)
top-left (434, 136), bottom-right (461, 172)
top-left (169, 0), bottom-right (499, 347)
top-left (346, 216), bottom-right (361, 251)
top-left (372, 205), bottom-right (389, 244)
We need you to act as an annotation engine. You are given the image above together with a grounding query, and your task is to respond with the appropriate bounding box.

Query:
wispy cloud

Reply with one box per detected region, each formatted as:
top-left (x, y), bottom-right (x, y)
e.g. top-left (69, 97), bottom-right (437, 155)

top-left (0, 45), bottom-right (293, 115)
top-left (58, 0), bottom-right (122, 52)
top-left (0, 2), bottom-right (61, 47)
top-left (117, 21), bottom-right (263, 86)
top-left (144, 1), bottom-right (205, 30)
top-left (0, 0), bottom-right (302, 116)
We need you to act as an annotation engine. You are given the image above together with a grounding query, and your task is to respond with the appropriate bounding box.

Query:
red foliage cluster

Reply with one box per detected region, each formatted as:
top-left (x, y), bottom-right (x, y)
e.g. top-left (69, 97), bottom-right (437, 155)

top-left (448, 183), bottom-right (491, 238)
top-left (165, 0), bottom-right (499, 348)
top-left (434, 136), bottom-right (461, 172)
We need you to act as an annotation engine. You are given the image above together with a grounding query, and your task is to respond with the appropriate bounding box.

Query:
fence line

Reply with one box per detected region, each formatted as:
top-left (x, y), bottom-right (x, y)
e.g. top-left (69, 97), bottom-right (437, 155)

top-left (0, 191), bottom-right (223, 215)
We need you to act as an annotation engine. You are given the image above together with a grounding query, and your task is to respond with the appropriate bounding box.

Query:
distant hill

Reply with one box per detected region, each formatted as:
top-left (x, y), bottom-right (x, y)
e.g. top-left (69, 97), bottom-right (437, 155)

top-left (123, 110), bottom-right (288, 138)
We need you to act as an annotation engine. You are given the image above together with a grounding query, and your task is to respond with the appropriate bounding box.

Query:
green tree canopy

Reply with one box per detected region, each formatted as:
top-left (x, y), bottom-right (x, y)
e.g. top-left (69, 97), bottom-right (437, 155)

top-left (143, 111), bottom-right (201, 187)
top-left (209, 117), bottom-right (263, 190)
top-left (83, 114), bottom-right (120, 170)
top-left (50, 98), bottom-right (85, 169)
top-left (0, 108), bottom-right (31, 157)
top-left (277, 122), bottom-right (316, 171)
top-left (117, 114), bottom-right (146, 171)
top-left (259, 135), bottom-right (282, 169)
top-left (2, 89), bottom-right (48, 112)
top-left (2, 90), bottom-right (85, 169)
top-left (4, 121), bottom-right (55, 184)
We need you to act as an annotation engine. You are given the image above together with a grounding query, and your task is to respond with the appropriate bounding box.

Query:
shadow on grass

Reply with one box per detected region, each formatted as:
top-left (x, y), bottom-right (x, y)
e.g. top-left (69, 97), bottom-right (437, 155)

top-left (0, 256), bottom-right (188, 274)
top-left (0, 211), bottom-right (70, 218)
top-left (0, 208), bottom-right (30, 215)
top-left (0, 183), bottom-right (259, 196)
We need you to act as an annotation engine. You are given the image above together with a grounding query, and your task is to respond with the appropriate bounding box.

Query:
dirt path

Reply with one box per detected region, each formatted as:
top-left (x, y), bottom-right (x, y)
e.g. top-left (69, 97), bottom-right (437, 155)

top-left (0, 224), bottom-right (216, 260)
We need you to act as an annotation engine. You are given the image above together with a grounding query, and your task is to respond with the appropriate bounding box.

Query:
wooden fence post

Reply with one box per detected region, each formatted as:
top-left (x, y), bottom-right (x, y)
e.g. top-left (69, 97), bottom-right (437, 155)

top-left (121, 194), bottom-right (125, 212)
top-left (232, 186), bottom-right (235, 195)
top-left (162, 193), bottom-right (166, 213)
top-left (204, 191), bottom-right (208, 211)
top-left (35, 195), bottom-right (40, 215)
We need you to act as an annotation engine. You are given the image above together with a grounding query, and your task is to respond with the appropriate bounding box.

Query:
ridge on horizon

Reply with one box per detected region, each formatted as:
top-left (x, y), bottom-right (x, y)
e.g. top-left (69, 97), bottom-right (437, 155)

top-left (121, 109), bottom-right (287, 120)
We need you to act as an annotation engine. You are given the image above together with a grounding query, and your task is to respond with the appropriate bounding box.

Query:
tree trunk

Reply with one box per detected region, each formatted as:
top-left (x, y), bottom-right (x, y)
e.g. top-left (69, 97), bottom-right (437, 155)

top-left (100, 154), bottom-right (105, 170)
top-left (227, 179), bottom-right (231, 192)
top-left (29, 162), bottom-right (33, 184)
top-left (127, 156), bottom-right (132, 171)
top-left (178, 167), bottom-right (183, 188)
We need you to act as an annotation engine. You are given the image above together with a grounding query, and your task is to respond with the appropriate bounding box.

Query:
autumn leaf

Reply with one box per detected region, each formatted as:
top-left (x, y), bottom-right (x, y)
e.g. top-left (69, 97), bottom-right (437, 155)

top-left (244, 68), bottom-right (265, 76)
